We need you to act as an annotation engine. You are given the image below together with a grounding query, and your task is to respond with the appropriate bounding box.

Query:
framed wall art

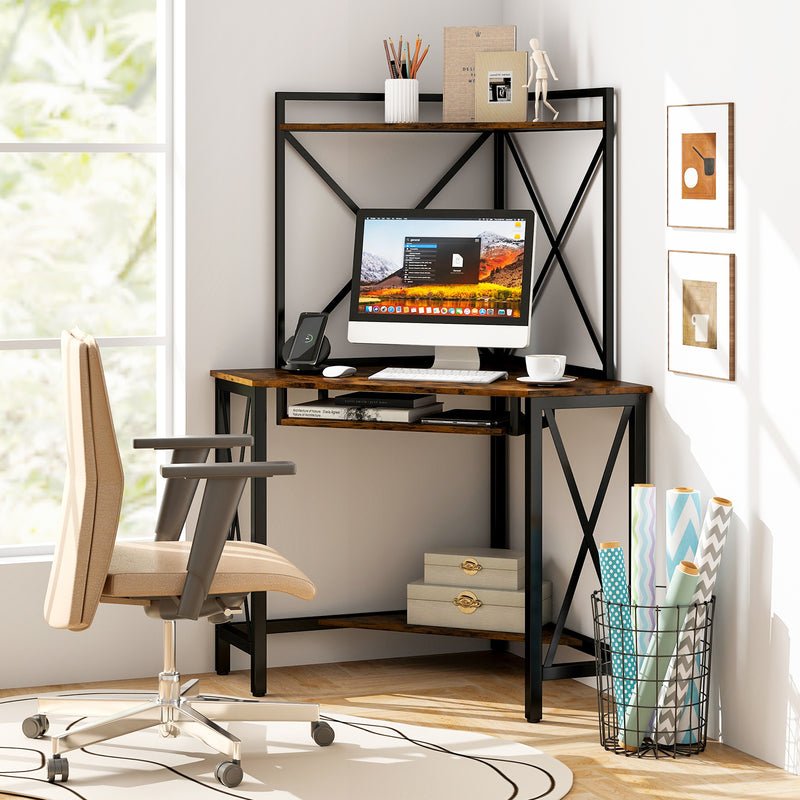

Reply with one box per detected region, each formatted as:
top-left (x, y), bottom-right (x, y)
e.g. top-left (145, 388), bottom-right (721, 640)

top-left (667, 103), bottom-right (734, 229)
top-left (668, 250), bottom-right (735, 381)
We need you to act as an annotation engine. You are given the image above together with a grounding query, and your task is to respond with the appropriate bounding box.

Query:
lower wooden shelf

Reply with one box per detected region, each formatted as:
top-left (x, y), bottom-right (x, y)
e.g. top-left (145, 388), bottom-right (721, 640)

top-left (248, 610), bottom-right (586, 648)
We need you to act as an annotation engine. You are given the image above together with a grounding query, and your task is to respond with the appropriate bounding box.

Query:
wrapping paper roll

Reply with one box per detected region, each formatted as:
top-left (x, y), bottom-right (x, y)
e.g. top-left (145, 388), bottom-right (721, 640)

top-left (666, 488), bottom-right (701, 584)
top-left (622, 561), bottom-right (699, 749)
top-left (630, 484), bottom-right (657, 656)
top-left (656, 497), bottom-right (733, 745)
top-left (598, 542), bottom-right (638, 730)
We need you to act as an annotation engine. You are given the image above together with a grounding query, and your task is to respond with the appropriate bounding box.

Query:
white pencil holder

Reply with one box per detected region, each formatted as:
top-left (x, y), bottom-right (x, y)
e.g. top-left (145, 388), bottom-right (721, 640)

top-left (384, 79), bottom-right (419, 123)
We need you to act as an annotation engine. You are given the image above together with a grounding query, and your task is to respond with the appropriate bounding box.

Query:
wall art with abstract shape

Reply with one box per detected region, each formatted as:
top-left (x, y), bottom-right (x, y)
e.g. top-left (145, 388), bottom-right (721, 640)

top-left (667, 103), bottom-right (734, 229)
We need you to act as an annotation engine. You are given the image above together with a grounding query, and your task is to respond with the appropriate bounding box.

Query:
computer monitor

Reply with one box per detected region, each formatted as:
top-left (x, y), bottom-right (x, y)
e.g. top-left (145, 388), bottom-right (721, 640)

top-left (347, 208), bottom-right (536, 370)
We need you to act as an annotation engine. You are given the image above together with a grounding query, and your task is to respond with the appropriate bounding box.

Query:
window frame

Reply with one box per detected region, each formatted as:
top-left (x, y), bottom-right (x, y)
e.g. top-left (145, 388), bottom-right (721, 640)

top-left (0, 0), bottom-right (182, 559)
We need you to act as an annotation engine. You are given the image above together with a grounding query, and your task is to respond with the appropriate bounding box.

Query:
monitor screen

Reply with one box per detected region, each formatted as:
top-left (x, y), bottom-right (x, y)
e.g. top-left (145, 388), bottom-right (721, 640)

top-left (347, 209), bottom-right (535, 359)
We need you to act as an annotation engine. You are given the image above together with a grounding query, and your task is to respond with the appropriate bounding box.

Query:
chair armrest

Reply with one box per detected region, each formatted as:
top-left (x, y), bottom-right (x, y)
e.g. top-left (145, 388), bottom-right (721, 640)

top-left (141, 436), bottom-right (255, 542)
top-left (172, 461), bottom-right (297, 620)
top-left (133, 434), bottom-right (254, 450)
top-left (161, 461), bottom-right (296, 479)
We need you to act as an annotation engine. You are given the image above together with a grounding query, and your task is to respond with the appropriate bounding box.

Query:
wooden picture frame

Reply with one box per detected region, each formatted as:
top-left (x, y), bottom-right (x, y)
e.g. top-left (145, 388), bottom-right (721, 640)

top-left (667, 103), bottom-right (734, 229)
top-left (668, 250), bottom-right (735, 381)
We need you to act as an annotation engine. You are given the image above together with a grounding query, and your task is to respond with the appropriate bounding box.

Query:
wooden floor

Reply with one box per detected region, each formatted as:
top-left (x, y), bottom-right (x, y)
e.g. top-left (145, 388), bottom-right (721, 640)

top-left (3, 650), bottom-right (800, 799)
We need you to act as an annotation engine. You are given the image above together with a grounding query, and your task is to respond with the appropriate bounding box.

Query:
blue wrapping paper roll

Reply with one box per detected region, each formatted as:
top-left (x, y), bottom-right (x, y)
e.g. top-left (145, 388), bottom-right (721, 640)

top-left (598, 542), bottom-right (638, 730)
top-left (666, 487), bottom-right (700, 584)
top-left (622, 560), bottom-right (699, 749)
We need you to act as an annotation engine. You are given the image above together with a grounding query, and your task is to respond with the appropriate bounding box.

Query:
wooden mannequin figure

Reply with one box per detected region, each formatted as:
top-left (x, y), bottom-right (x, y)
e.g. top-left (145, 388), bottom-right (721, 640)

top-left (522, 38), bottom-right (558, 122)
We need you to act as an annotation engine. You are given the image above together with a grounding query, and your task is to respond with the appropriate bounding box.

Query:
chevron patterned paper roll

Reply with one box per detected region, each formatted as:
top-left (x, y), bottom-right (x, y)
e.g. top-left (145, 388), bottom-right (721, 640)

top-left (666, 488), bottom-right (701, 584)
top-left (631, 484), bottom-right (657, 656)
top-left (598, 542), bottom-right (638, 730)
top-left (622, 560), bottom-right (699, 749)
top-left (656, 497), bottom-right (733, 745)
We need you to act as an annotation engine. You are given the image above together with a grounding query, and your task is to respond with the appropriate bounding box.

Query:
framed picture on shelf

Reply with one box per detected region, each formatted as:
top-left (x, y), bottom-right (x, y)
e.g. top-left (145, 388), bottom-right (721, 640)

top-left (667, 102), bottom-right (734, 229)
top-left (668, 250), bottom-right (735, 381)
top-left (474, 50), bottom-right (528, 123)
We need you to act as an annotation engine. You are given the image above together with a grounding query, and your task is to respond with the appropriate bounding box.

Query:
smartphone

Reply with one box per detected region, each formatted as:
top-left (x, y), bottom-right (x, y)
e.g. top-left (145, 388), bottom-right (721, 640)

top-left (286, 312), bottom-right (328, 365)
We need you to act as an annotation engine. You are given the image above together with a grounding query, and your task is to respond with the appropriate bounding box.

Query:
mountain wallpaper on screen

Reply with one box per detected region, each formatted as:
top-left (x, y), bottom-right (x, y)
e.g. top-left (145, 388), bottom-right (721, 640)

top-left (362, 232), bottom-right (524, 292)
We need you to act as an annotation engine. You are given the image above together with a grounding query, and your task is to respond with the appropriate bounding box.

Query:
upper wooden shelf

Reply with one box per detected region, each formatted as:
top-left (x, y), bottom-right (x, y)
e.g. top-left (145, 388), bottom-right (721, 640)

top-left (280, 120), bottom-right (605, 133)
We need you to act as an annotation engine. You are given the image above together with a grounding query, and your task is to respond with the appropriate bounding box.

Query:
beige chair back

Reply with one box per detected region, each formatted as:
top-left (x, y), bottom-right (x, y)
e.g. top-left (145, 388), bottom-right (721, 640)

top-left (44, 329), bottom-right (124, 631)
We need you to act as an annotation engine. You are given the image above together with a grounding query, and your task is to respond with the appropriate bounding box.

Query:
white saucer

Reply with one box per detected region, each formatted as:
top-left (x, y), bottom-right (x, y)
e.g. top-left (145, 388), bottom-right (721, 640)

top-left (517, 375), bottom-right (577, 385)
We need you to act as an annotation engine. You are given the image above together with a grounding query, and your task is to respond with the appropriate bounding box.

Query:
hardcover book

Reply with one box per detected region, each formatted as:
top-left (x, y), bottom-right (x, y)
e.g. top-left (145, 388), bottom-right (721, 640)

top-left (334, 392), bottom-right (438, 408)
top-left (474, 51), bottom-right (528, 123)
top-left (443, 25), bottom-right (517, 122)
top-left (288, 399), bottom-right (444, 423)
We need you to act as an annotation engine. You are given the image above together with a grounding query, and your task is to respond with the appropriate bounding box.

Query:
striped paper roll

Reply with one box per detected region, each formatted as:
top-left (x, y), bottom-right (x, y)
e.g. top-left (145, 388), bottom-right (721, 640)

top-left (598, 542), bottom-right (638, 730)
top-left (666, 488), bottom-right (701, 584)
top-left (656, 497), bottom-right (733, 745)
top-left (630, 484), bottom-right (657, 656)
top-left (622, 560), bottom-right (699, 749)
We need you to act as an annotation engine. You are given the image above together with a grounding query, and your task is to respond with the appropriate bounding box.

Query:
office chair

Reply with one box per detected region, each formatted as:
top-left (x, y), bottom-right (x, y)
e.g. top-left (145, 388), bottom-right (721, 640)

top-left (21, 328), bottom-right (333, 788)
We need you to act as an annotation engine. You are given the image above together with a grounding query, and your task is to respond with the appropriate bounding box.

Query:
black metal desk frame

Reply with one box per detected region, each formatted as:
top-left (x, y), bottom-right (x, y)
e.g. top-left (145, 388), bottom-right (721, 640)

top-left (213, 372), bottom-right (649, 724)
top-left (212, 88), bottom-right (650, 723)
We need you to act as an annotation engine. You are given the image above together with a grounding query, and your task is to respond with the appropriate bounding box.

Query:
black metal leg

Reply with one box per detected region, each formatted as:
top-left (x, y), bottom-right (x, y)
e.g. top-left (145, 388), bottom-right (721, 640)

top-left (490, 399), bottom-right (509, 654)
top-left (250, 386), bottom-right (269, 697)
top-left (525, 398), bottom-right (544, 723)
top-left (215, 630), bottom-right (231, 675)
top-left (214, 381), bottom-right (232, 676)
top-left (630, 394), bottom-right (648, 485)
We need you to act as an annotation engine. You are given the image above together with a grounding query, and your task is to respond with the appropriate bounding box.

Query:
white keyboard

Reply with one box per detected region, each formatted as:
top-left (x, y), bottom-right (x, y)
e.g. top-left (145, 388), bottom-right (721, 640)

top-left (368, 367), bottom-right (509, 384)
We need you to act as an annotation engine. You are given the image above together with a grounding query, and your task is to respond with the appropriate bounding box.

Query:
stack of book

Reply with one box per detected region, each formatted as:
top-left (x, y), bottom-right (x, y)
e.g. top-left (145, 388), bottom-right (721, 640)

top-left (287, 392), bottom-right (443, 423)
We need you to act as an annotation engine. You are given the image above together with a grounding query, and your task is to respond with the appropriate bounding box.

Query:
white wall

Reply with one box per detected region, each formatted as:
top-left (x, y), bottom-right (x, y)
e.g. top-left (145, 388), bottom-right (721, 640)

top-left (504, 0), bottom-right (800, 772)
top-left (3, 0), bottom-right (798, 777)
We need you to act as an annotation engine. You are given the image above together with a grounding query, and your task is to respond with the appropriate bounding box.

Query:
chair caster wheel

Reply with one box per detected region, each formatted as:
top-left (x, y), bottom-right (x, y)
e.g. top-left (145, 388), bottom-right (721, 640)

top-left (215, 760), bottom-right (243, 788)
top-left (311, 720), bottom-right (335, 747)
top-left (47, 755), bottom-right (69, 783)
top-left (22, 714), bottom-right (49, 739)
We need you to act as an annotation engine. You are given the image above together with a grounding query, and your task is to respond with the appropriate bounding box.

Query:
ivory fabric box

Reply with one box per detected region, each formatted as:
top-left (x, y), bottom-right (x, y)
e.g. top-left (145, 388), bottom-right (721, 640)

top-left (424, 547), bottom-right (524, 590)
top-left (407, 579), bottom-right (552, 634)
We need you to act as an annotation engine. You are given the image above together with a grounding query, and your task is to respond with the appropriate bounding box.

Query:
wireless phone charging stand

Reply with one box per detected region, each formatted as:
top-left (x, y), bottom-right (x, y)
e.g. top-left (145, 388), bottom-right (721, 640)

top-left (280, 336), bottom-right (331, 373)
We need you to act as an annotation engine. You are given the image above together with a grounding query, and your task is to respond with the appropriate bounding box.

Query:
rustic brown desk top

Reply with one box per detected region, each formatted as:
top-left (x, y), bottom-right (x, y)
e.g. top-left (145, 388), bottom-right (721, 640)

top-left (211, 367), bottom-right (652, 399)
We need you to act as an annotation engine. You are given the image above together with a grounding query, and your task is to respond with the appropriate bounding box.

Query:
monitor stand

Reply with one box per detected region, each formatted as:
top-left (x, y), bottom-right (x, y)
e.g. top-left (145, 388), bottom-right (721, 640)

top-left (431, 346), bottom-right (481, 371)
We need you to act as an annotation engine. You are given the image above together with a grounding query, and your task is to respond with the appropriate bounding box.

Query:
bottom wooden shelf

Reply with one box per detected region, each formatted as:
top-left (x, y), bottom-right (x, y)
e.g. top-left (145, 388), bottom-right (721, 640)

top-left (257, 609), bottom-right (585, 648)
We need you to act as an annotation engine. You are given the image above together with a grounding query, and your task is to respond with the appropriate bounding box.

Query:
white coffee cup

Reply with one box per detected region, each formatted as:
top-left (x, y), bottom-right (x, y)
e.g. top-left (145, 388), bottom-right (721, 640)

top-left (691, 313), bottom-right (709, 343)
top-left (525, 354), bottom-right (566, 381)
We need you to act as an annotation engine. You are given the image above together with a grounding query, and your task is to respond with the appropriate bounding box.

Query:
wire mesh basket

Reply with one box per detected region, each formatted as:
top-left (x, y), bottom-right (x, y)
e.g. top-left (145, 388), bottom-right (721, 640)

top-left (591, 589), bottom-right (715, 757)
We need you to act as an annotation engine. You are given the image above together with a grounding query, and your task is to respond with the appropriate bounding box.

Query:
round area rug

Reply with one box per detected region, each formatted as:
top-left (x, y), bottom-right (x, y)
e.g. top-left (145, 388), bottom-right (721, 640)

top-left (0, 693), bottom-right (572, 799)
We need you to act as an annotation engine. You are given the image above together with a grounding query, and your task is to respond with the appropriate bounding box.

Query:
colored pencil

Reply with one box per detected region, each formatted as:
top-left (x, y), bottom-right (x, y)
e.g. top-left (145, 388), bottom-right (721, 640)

top-left (388, 37), bottom-right (400, 74)
top-left (398, 36), bottom-right (405, 77)
top-left (413, 44), bottom-right (430, 77)
top-left (382, 39), bottom-right (396, 78)
top-left (412, 34), bottom-right (421, 75)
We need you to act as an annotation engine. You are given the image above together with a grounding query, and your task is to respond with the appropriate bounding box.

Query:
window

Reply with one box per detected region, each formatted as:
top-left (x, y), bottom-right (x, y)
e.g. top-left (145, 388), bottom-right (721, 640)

top-left (0, 0), bottom-right (176, 555)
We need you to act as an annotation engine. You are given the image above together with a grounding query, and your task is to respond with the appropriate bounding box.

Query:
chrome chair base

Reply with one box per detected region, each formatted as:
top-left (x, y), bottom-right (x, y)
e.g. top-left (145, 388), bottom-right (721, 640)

top-left (23, 622), bottom-right (334, 787)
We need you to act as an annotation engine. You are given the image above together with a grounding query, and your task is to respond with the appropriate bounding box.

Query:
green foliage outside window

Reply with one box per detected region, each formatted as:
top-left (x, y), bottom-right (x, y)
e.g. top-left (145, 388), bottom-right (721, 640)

top-left (0, 0), bottom-right (163, 548)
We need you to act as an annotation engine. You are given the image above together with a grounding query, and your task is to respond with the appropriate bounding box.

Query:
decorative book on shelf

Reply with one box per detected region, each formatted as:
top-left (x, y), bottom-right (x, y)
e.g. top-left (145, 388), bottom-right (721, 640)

top-left (474, 50), bottom-right (528, 123)
top-left (443, 25), bottom-right (516, 122)
top-left (287, 399), bottom-right (444, 423)
top-left (333, 392), bottom-right (438, 408)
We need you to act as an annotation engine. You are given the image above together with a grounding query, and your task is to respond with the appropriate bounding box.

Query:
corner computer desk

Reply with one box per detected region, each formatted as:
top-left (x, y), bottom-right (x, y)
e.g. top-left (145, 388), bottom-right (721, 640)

top-left (210, 366), bottom-right (652, 723)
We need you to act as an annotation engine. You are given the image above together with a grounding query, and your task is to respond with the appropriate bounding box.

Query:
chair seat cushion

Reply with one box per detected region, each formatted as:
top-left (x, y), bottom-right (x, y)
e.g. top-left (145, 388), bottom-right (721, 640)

top-left (102, 541), bottom-right (316, 601)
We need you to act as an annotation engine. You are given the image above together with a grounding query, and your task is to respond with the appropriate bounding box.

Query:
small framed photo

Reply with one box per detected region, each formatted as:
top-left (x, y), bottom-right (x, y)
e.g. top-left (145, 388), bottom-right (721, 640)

top-left (668, 250), bottom-right (735, 381)
top-left (667, 103), bottom-right (734, 229)
top-left (474, 51), bottom-right (527, 123)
